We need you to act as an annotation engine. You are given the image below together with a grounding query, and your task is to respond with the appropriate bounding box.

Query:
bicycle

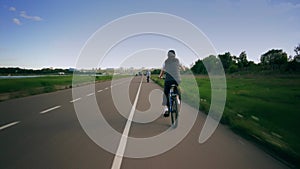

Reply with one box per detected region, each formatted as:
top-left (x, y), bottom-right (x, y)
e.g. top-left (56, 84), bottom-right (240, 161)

top-left (168, 84), bottom-right (179, 128)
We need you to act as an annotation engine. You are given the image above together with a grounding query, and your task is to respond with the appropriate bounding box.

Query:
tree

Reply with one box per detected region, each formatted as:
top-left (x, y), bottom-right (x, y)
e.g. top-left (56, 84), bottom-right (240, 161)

top-left (191, 55), bottom-right (222, 74)
top-left (203, 55), bottom-right (222, 74)
top-left (294, 44), bottom-right (300, 55)
top-left (151, 69), bottom-right (161, 74)
top-left (229, 64), bottom-right (238, 73)
top-left (218, 52), bottom-right (233, 71)
top-left (191, 59), bottom-right (206, 74)
top-left (286, 44), bottom-right (300, 72)
top-left (294, 44), bottom-right (300, 62)
top-left (237, 51), bottom-right (249, 69)
top-left (260, 49), bottom-right (288, 70)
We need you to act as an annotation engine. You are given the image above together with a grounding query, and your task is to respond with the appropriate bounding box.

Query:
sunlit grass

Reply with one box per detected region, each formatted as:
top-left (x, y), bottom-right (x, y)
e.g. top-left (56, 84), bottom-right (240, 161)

top-left (0, 75), bottom-right (113, 101)
top-left (152, 74), bottom-right (300, 166)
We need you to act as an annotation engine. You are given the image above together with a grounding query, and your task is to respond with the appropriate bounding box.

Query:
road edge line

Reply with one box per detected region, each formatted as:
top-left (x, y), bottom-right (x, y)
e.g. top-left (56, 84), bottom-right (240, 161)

top-left (111, 76), bottom-right (143, 169)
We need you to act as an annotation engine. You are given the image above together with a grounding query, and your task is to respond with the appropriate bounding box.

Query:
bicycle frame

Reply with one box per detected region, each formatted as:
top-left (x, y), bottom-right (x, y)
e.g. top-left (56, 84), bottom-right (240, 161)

top-left (169, 86), bottom-right (177, 112)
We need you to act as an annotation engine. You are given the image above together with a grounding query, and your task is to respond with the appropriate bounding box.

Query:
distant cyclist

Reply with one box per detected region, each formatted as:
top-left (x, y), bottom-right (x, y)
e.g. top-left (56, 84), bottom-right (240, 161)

top-left (146, 70), bottom-right (151, 83)
top-left (159, 50), bottom-right (184, 117)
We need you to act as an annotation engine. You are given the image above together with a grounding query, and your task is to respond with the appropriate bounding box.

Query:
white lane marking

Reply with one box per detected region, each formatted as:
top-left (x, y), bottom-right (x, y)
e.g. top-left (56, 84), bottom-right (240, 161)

top-left (97, 80), bottom-right (126, 93)
top-left (0, 121), bottom-right (20, 131)
top-left (237, 113), bottom-right (243, 118)
top-left (97, 79), bottom-right (129, 93)
top-left (271, 132), bottom-right (282, 139)
top-left (107, 79), bottom-right (130, 89)
top-left (238, 139), bottom-right (245, 145)
top-left (70, 98), bottom-right (81, 103)
top-left (111, 77), bottom-right (143, 169)
top-left (251, 115), bottom-right (259, 121)
top-left (110, 79), bottom-right (130, 88)
top-left (40, 106), bottom-right (61, 114)
top-left (86, 93), bottom-right (95, 97)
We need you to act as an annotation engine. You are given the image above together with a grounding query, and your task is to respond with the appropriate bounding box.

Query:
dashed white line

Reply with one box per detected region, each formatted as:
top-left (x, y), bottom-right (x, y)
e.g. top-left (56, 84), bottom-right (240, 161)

top-left (111, 77), bottom-right (143, 169)
top-left (0, 121), bottom-right (20, 131)
top-left (237, 113), bottom-right (244, 118)
top-left (86, 93), bottom-right (95, 97)
top-left (238, 139), bottom-right (245, 145)
top-left (108, 80), bottom-right (129, 89)
top-left (96, 80), bottom-right (128, 94)
top-left (251, 115), bottom-right (259, 121)
top-left (110, 84), bottom-right (118, 88)
top-left (40, 105), bottom-right (61, 114)
top-left (70, 98), bottom-right (81, 103)
top-left (271, 132), bottom-right (282, 139)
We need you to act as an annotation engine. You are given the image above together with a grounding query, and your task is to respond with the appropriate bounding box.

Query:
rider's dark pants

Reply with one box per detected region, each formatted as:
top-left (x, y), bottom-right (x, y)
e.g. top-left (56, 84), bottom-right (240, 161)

top-left (163, 80), bottom-right (181, 107)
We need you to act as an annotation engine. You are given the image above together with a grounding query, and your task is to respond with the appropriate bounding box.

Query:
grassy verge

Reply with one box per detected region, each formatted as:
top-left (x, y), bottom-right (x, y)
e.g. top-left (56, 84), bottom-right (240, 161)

top-left (0, 75), bottom-right (113, 101)
top-left (151, 75), bottom-right (300, 167)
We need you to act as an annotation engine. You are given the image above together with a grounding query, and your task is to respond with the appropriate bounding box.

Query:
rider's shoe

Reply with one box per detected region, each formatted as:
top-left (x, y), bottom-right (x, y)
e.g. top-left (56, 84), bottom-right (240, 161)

top-left (164, 111), bottom-right (169, 117)
top-left (163, 107), bottom-right (169, 117)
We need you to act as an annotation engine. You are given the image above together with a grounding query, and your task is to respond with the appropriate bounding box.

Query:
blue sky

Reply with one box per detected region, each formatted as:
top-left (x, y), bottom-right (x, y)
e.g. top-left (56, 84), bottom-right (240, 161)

top-left (0, 0), bottom-right (299, 69)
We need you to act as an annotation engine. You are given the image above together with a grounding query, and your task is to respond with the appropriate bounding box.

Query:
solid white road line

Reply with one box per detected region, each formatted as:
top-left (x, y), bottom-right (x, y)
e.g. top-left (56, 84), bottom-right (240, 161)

top-left (86, 93), bottom-right (95, 97)
top-left (40, 105), bottom-right (61, 114)
top-left (70, 98), bottom-right (81, 103)
top-left (111, 77), bottom-right (143, 169)
top-left (0, 121), bottom-right (20, 131)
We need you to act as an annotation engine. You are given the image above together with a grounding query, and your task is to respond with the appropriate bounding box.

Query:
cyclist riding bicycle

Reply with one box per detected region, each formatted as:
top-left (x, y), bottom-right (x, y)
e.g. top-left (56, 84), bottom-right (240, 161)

top-left (159, 50), bottom-right (184, 117)
top-left (146, 70), bottom-right (151, 83)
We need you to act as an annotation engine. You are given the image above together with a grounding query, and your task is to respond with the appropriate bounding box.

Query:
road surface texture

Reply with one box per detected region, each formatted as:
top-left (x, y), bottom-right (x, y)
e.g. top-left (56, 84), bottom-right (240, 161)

top-left (0, 76), bottom-right (289, 169)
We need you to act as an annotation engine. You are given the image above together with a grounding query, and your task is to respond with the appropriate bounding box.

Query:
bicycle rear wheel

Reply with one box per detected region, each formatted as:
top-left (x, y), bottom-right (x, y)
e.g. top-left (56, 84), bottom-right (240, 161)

top-left (170, 98), bottom-right (178, 128)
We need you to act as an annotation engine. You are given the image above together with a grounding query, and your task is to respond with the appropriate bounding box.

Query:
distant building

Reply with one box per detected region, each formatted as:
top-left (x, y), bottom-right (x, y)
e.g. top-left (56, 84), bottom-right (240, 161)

top-left (69, 68), bottom-right (76, 72)
top-left (105, 68), bottom-right (115, 71)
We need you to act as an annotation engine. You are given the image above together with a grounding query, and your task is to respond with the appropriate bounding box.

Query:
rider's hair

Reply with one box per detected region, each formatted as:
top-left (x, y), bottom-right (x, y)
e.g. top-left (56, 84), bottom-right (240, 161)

top-left (168, 50), bottom-right (176, 58)
top-left (168, 50), bottom-right (175, 55)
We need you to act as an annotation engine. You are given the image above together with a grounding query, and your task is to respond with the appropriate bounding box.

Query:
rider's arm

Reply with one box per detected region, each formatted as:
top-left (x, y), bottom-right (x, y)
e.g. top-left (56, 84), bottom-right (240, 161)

top-left (179, 63), bottom-right (185, 71)
top-left (159, 69), bottom-right (164, 78)
top-left (159, 63), bottom-right (165, 78)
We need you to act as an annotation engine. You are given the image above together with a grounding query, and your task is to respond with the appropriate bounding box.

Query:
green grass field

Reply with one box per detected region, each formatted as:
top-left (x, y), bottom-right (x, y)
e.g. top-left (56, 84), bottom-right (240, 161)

top-left (152, 75), bottom-right (300, 167)
top-left (0, 75), bottom-right (112, 101)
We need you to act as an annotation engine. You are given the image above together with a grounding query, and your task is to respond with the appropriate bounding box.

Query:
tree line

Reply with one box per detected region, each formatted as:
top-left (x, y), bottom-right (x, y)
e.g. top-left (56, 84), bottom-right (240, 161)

top-left (191, 44), bottom-right (300, 74)
top-left (0, 67), bottom-right (73, 75)
top-left (2, 44), bottom-right (300, 76)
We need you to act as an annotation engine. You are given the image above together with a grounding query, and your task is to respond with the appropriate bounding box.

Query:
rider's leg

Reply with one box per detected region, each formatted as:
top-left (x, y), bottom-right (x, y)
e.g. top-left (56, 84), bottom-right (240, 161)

top-left (163, 81), bottom-right (172, 116)
top-left (175, 84), bottom-right (181, 104)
